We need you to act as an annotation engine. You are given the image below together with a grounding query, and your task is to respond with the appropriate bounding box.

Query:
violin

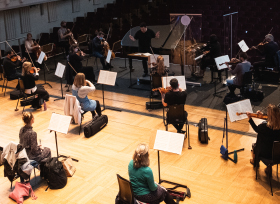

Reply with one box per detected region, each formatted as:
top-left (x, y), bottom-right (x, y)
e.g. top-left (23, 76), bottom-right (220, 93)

top-left (219, 58), bottom-right (241, 67)
top-left (152, 87), bottom-right (171, 94)
top-left (29, 67), bottom-right (40, 74)
top-left (11, 55), bottom-right (22, 62)
top-left (249, 41), bottom-right (268, 50)
top-left (236, 112), bottom-right (268, 120)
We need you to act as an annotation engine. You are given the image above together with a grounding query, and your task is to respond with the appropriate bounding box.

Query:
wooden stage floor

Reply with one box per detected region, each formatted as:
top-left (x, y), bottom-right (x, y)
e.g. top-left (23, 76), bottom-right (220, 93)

top-left (0, 71), bottom-right (280, 204)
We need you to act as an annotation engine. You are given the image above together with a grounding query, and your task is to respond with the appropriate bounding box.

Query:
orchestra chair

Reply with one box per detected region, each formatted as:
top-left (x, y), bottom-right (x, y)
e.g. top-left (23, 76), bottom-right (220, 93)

top-left (116, 174), bottom-right (148, 204)
top-left (2, 67), bottom-right (19, 96)
top-left (15, 78), bottom-right (35, 113)
top-left (163, 104), bottom-right (189, 139)
top-left (229, 71), bottom-right (252, 96)
top-left (209, 65), bottom-right (224, 83)
top-left (256, 141), bottom-right (280, 196)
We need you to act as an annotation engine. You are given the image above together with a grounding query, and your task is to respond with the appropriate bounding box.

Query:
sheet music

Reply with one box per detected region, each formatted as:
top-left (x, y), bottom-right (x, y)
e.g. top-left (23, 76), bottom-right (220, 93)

top-left (37, 51), bottom-right (45, 64)
top-left (161, 76), bottom-right (186, 91)
top-left (238, 40), bottom-right (249, 52)
top-left (97, 70), bottom-right (117, 86)
top-left (48, 113), bottom-right (72, 134)
top-left (226, 99), bottom-right (253, 122)
top-left (148, 54), bottom-right (170, 68)
top-left (215, 55), bottom-right (231, 70)
top-left (55, 62), bottom-right (66, 78)
top-left (153, 130), bottom-right (184, 155)
top-left (106, 50), bottom-right (112, 63)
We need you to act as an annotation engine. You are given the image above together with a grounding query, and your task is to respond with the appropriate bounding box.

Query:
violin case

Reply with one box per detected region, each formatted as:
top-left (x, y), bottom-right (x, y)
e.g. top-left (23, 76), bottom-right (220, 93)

top-left (198, 118), bottom-right (210, 144)
top-left (146, 101), bottom-right (163, 110)
top-left (84, 115), bottom-right (108, 138)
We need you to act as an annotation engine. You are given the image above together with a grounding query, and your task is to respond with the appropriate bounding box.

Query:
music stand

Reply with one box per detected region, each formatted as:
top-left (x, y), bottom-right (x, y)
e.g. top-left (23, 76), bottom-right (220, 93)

top-left (48, 113), bottom-right (78, 162)
top-left (54, 62), bottom-right (66, 101)
top-left (77, 34), bottom-right (88, 44)
top-left (113, 40), bottom-right (127, 73)
top-left (153, 130), bottom-right (191, 198)
top-left (98, 70), bottom-right (122, 112)
top-left (222, 99), bottom-right (252, 162)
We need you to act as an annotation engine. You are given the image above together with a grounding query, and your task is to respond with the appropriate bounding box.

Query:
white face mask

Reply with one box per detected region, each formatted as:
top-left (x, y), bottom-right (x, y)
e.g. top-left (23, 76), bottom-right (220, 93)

top-left (74, 48), bottom-right (78, 52)
top-left (99, 37), bottom-right (103, 40)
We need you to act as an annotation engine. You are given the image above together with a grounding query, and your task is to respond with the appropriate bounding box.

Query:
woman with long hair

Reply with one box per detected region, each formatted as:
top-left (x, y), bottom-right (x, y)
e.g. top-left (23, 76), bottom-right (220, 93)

top-left (247, 104), bottom-right (280, 174)
top-left (72, 73), bottom-right (101, 118)
top-left (21, 62), bottom-right (49, 109)
top-left (19, 112), bottom-right (51, 163)
top-left (128, 143), bottom-right (177, 204)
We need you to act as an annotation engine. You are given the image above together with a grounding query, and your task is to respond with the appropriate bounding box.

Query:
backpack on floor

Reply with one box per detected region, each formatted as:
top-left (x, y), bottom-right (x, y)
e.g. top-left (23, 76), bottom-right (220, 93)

top-left (40, 157), bottom-right (67, 190)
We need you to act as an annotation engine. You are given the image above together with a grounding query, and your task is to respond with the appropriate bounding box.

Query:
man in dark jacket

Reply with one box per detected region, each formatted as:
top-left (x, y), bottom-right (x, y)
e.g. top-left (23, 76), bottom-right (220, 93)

top-left (3, 51), bottom-right (26, 80)
top-left (91, 31), bottom-right (108, 70)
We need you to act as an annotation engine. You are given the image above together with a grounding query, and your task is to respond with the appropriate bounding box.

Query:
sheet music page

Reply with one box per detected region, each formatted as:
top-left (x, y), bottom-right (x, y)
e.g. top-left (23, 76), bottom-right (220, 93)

top-left (161, 76), bottom-right (186, 91)
top-left (106, 50), bottom-right (112, 63)
top-left (238, 40), bottom-right (249, 52)
top-left (154, 130), bottom-right (184, 155)
top-left (48, 113), bottom-right (72, 134)
top-left (143, 53), bottom-right (152, 56)
top-left (55, 62), bottom-right (66, 78)
top-left (226, 99), bottom-right (252, 122)
top-left (215, 55), bottom-right (230, 70)
top-left (37, 51), bottom-right (45, 64)
top-left (153, 130), bottom-right (170, 151)
top-left (98, 70), bottom-right (117, 86)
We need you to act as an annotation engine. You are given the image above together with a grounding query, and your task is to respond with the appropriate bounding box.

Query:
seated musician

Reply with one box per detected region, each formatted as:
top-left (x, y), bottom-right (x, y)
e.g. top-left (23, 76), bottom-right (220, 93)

top-left (225, 52), bottom-right (251, 96)
top-left (21, 62), bottom-right (49, 109)
top-left (58, 21), bottom-right (72, 56)
top-left (252, 34), bottom-right (279, 79)
top-left (128, 143), bottom-right (178, 204)
top-left (197, 34), bottom-right (221, 78)
top-left (160, 78), bottom-right (188, 133)
top-left (3, 51), bottom-right (26, 80)
top-left (247, 104), bottom-right (280, 175)
top-left (19, 112), bottom-right (51, 164)
top-left (91, 31), bottom-right (108, 70)
top-left (72, 73), bottom-right (101, 118)
top-left (69, 44), bottom-right (96, 83)
top-left (25, 33), bottom-right (40, 64)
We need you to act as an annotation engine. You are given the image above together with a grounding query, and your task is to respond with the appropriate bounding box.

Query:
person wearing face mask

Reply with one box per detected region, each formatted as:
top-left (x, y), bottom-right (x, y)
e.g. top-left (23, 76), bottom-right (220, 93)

top-left (91, 31), bottom-right (109, 70)
top-left (68, 44), bottom-right (96, 83)
top-left (58, 21), bottom-right (72, 56)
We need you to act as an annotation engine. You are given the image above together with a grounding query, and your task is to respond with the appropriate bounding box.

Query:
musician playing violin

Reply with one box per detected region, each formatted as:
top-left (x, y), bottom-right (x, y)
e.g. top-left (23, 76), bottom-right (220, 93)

top-left (160, 78), bottom-right (187, 133)
top-left (91, 31), bottom-right (109, 70)
top-left (225, 52), bottom-right (251, 96)
top-left (252, 34), bottom-right (279, 80)
top-left (58, 21), bottom-right (72, 56)
top-left (3, 50), bottom-right (26, 80)
top-left (68, 44), bottom-right (96, 83)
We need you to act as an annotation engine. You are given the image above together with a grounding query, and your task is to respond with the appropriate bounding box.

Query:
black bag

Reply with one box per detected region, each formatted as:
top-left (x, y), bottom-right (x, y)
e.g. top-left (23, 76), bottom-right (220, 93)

top-left (20, 96), bottom-right (35, 106)
top-left (40, 157), bottom-right (67, 189)
top-left (10, 90), bottom-right (24, 100)
top-left (198, 118), bottom-right (209, 144)
top-left (244, 88), bottom-right (264, 102)
top-left (84, 115), bottom-right (108, 138)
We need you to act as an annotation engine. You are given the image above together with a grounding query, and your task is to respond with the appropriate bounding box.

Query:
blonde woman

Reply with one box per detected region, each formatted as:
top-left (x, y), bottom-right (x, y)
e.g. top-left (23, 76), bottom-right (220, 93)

top-left (72, 73), bottom-right (101, 118)
top-left (247, 104), bottom-right (280, 174)
top-left (128, 143), bottom-right (177, 204)
top-left (21, 62), bottom-right (49, 109)
top-left (19, 112), bottom-right (51, 163)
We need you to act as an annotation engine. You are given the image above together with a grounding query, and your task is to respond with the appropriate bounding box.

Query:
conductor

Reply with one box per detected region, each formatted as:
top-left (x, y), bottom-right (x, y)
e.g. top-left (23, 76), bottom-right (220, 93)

top-left (129, 22), bottom-right (160, 77)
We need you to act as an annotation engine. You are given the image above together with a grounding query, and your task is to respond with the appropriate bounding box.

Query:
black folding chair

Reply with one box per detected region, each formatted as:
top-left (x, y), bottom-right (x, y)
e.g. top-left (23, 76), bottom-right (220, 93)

top-left (256, 141), bottom-right (280, 196)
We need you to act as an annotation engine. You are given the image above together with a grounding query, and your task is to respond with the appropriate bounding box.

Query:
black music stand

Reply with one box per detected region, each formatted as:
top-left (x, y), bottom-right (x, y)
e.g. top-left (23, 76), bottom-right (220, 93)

top-left (154, 130), bottom-right (191, 198)
top-left (54, 62), bottom-right (66, 101)
top-left (98, 70), bottom-right (122, 112)
top-left (41, 44), bottom-right (54, 88)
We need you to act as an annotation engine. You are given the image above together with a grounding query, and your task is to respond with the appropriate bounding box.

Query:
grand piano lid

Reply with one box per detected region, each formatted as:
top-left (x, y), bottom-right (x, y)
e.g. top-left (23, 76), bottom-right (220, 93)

top-left (121, 17), bottom-right (187, 50)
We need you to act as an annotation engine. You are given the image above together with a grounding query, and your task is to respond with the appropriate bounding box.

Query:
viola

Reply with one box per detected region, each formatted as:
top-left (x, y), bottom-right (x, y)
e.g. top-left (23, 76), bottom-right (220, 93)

top-left (236, 112), bottom-right (268, 120)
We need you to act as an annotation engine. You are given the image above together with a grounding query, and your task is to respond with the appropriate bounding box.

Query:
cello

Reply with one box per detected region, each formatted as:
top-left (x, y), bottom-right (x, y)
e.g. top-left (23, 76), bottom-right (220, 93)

top-left (102, 28), bottom-right (115, 59)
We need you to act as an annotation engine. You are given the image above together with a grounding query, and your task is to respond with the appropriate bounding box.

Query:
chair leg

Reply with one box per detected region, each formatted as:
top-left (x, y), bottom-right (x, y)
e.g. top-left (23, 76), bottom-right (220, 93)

top-left (277, 164), bottom-right (278, 178)
top-left (4, 80), bottom-right (8, 96)
top-left (34, 168), bottom-right (36, 185)
top-left (256, 166), bottom-right (258, 180)
top-left (165, 124), bottom-right (168, 131)
top-left (15, 98), bottom-right (20, 111)
top-left (2, 78), bottom-right (6, 92)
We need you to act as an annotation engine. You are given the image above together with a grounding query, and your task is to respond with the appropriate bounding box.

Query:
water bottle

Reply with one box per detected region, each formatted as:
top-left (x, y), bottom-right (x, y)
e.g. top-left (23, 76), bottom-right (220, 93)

top-left (137, 78), bottom-right (140, 85)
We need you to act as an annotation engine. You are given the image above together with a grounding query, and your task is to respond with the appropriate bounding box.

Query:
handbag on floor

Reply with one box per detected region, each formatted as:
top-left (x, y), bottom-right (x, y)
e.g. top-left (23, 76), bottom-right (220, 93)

top-left (61, 157), bottom-right (76, 177)
top-left (84, 115), bottom-right (108, 138)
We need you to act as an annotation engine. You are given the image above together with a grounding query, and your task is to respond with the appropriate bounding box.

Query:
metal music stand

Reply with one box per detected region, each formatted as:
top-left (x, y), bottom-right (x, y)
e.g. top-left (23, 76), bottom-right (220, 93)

top-left (113, 40), bottom-right (127, 73)
top-left (77, 34), bottom-right (88, 44)
top-left (39, 43), bottom-right (54, 88)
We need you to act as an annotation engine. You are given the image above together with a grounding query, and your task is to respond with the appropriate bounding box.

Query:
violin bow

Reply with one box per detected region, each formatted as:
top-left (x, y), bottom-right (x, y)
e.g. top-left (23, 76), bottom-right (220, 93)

top-left (25, 46), bottom-right (36, 68)
top-left (68, 62), bottom-right (78, 74)
top-left (5, 41), bottom-right (20, 57)
top-left (106, 27), bottom-right (110, 41)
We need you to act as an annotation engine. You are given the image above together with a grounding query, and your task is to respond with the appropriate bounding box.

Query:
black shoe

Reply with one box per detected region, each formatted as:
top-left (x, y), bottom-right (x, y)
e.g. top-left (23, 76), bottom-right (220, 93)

top-left (177, 130), bottom-right (186, 134)
top-left (142, 73), bottom-right (148, 77)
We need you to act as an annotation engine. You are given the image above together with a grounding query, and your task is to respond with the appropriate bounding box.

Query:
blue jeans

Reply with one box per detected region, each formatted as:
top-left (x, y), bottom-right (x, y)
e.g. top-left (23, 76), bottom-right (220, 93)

top-left (226, 79), bottom-right (234, 86)
top-left (92, 51), bottom-right (106, 69)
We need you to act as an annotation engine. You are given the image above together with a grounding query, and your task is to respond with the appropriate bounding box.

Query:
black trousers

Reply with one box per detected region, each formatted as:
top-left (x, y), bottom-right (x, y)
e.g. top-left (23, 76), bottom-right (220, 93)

top-left (91, 100), bottom-right (102, 118)
top-left (31, 86), bottom-right (49, 107)
top-left (57, 41), bottom-right (70, 56)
